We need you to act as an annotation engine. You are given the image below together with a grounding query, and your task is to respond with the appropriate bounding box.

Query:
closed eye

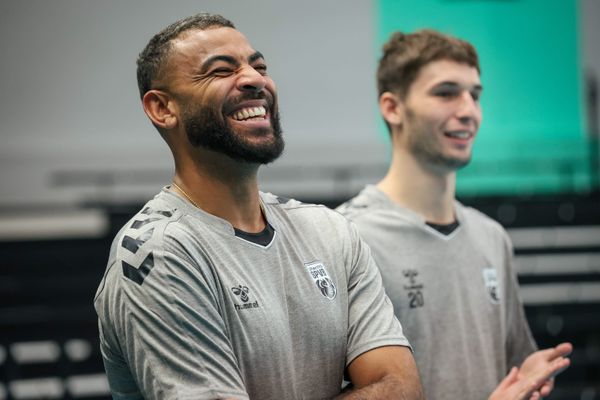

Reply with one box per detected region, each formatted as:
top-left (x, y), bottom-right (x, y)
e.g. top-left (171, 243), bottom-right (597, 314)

top-left (253, 64), bottom-right (268, 75)
top-left (210, 68), bottom-right (235, 77)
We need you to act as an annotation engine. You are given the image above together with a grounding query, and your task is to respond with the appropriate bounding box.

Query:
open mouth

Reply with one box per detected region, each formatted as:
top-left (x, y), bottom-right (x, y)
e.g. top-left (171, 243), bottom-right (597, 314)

top-left (444, 131), bottom-right (472, 140)
top-left (231, 106), bottom-right (267, 121)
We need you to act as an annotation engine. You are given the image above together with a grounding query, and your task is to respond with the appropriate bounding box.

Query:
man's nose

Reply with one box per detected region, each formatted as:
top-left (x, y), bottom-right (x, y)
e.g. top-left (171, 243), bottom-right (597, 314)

top-left (236, 65), bottom-right (267, 93)
top-left (456, 91), bottom-right (481, 124)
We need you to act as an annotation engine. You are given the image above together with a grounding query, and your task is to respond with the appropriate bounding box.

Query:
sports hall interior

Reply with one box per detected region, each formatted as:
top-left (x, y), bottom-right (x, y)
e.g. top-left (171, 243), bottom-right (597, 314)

top-left (1, 1), bottom-right (599, 399)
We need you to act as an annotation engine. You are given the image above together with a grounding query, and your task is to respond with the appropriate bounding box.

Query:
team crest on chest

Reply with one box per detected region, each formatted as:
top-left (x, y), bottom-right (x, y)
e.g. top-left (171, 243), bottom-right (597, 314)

top-left (482, 268), bottom-right (501, 305)
top-left (305, 261), bottom-right (337, 300)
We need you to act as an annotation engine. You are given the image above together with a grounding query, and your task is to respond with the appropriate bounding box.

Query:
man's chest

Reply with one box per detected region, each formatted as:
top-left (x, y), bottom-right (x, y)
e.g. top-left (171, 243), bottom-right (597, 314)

top-left (199, 237), bottom-right (349, 368)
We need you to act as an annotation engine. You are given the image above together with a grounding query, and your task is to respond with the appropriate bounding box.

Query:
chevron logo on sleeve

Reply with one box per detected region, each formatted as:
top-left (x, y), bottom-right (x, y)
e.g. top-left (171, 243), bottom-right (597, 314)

top-left (121, 228), bottom-right (154, 254)
top-left (119, 207), bottom-right (171, 285)
top-left (122, 253), bottom-right (155, 285)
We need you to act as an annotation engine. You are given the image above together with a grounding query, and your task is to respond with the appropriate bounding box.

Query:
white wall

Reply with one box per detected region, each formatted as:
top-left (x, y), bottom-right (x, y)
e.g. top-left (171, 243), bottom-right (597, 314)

top-left (0, 0), bottom-right (387, 208)
top-left (4, 0), bottom-right (597, 209)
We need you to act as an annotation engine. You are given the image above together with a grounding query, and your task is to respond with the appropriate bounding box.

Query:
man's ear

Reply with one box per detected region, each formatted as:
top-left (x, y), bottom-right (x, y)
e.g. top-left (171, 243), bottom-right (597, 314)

top-left (379, 91), bottom-right (404, 127)
top-left (142, 90), bottom-right (178, 130)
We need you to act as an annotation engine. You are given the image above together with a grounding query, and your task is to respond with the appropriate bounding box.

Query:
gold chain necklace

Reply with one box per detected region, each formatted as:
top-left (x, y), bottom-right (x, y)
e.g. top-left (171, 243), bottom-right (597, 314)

top-left (171, 182), bottom-right (200, 209)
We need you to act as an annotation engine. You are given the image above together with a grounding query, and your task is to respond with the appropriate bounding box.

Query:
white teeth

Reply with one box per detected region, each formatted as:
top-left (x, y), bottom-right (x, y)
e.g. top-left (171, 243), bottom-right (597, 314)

top-left (232, 106), bottom-right (266, 121)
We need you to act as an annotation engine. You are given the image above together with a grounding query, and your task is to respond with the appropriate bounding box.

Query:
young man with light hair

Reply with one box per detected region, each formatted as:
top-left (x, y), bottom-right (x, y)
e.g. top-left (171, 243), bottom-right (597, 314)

top-left (337, 29), bottom-right (571, 400)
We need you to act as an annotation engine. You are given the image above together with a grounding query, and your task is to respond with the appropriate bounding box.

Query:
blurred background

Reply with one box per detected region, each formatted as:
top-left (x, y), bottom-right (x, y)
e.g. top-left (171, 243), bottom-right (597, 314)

top-left (1, 0), bottom-right (598, 398)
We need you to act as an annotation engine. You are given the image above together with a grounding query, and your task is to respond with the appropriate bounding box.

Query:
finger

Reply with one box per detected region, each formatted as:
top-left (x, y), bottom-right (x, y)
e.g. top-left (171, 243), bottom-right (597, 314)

top-left (543, 342), bottom-right (573, 361)
top-left (530, 357), bottom-right (570, 394)
top-left (498, 366), bottom-right (520, 389)
top-left (529, 392), bottom-right (540, 400)
top-left (517, 378), bottom-right (544, 400)
top-left (539, 379), bottom-right (553, 397)
top-left (533, 342), bottom-right (572, 363)
top-left (552, 342), bottom-right (573, 358)
top-left (548, 357), bottom-right (571, 379)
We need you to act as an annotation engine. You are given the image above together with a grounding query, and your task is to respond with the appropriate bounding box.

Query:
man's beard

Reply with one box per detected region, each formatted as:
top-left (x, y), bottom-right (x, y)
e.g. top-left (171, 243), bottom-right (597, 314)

top-left (182, 94), bottom-right (284, 165)
top-left (405, 108), bottom-right (471, 171)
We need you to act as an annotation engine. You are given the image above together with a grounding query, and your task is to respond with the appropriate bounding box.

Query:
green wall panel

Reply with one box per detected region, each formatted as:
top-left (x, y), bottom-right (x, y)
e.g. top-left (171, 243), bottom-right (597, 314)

top-left (377, 0), bottom-right (589, 195)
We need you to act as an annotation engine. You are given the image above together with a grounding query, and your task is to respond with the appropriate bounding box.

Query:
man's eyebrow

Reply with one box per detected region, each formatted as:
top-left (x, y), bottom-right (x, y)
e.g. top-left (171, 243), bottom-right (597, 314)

top-left (433, 81), bottom-right (483, 91)
top-left (249, 51), bottom-right (265, 64)
top-left (200, 55), bottom-right (239, 73)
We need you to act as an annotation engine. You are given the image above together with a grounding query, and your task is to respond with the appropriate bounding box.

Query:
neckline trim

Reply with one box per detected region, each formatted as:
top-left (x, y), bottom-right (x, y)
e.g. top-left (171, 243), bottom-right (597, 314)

top-left (234, 221), bottom-right (276, 248)
top-left (426, 220), bottom-right (460, 236)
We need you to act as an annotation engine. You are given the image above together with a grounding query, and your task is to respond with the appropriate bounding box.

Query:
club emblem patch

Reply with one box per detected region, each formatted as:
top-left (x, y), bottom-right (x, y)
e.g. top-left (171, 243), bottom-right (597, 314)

top-left (482, 268), bottom-right (501, 304)
top-left (305, 261), bottom-right (337, 300)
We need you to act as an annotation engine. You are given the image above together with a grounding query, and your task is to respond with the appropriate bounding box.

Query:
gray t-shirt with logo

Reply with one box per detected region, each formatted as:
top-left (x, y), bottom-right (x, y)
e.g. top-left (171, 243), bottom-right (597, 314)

top-left (94, 187), bottom-right (409, 400)
top-left (337, 185), bottom-right (537, 400)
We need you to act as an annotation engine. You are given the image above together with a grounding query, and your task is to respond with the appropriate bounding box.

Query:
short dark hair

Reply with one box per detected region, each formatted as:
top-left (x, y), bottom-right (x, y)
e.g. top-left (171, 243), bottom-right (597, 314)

top-left (377, 29), bottom-right (480, 99)
top-left (136, 13), bottom-right (235, 98)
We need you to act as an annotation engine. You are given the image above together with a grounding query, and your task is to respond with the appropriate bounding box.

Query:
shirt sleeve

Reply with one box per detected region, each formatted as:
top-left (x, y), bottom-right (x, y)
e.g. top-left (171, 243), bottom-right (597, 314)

top-left (98, 229), bottom-right (250, 400)
top-left (502, 232), bottom-right (538, 369)
top-left (343, 220), bottom-right (411, 366)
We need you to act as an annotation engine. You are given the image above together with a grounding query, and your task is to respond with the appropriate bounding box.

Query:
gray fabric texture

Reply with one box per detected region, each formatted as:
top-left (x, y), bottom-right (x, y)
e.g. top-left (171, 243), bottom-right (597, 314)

top-left (337, 185), bottom-right (537, 400)
top-left (94, 187), bottom-right (409, 400)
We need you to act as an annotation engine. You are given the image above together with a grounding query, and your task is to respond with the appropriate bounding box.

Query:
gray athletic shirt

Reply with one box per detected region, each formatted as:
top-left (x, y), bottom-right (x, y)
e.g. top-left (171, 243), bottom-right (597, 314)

top-left (337, 185), bottom-right (537, 400)
top-left (94, 187), bottom-right (410, 400)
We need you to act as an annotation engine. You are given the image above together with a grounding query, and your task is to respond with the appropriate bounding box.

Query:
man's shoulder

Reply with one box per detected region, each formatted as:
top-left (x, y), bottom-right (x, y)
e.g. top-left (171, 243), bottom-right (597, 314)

top-left (261, 192), bottom-right (356, 242)
top-left (112, 196), bottom-right (185, 251)
top-left (261, 191), bottom-right (342, 220)
top-left (98, 196), bottom-right (183, 287)
top-left (457, 202), bottom-right (511, 244)
top-left (335, 186), bottom-right (386, 221)
top-left (261, 191), bottom-right (319, 209)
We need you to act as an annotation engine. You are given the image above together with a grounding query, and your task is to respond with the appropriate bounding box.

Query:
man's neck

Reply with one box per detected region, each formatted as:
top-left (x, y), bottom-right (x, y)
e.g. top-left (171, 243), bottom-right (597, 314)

top-left (173, 151), bottom-right (266, 233)
top-left (377, 149), bottom-right (457, 225)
